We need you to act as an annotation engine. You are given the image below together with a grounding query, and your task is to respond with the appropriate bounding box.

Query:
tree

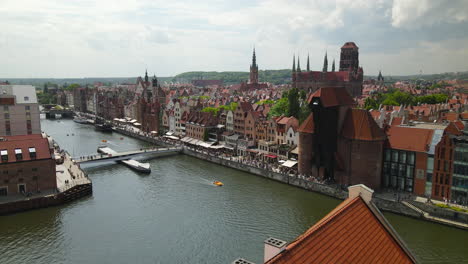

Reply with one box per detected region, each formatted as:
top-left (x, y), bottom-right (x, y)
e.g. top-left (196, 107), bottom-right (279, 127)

top-left (268, 97), bottom-right (288, 118)
top-left (201, 107), bottom-right (219, 116)
top-left (299, 90), bottom-right (307, 101)
top-left (288, 88), bottom-right (300, 118)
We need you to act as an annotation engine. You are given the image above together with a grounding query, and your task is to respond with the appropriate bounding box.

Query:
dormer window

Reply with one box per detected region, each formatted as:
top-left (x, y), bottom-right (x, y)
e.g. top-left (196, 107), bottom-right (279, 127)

top-left (15, 148), bottom-right (23, 160)
top-left (0, 150), bottom-right (8, 162)
top-left (29, 147), bottom-right (36, 159)
top-left (24, 96), bottom-right (29, 101)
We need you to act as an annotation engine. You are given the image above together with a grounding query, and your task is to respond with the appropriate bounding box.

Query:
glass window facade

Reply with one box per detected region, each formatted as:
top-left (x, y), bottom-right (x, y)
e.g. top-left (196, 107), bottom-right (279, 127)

top-left (453, 144), bottom-right (468, 205)
top-left (383, 149), bottom-right (415, 192)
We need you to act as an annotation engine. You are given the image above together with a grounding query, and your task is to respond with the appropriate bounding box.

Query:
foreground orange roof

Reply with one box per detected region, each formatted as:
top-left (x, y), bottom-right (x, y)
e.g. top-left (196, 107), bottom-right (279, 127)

top-left (266, 194), bottom-right (416, 264)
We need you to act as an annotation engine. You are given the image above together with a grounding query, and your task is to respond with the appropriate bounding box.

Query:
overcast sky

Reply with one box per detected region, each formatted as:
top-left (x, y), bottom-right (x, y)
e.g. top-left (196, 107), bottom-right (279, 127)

top-left (1, 0), bottom-right (467, 78)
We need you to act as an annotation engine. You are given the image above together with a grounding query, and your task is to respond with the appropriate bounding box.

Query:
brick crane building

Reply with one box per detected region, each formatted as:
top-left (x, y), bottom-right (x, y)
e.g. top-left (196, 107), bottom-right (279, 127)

top-left (298, 87), bottom-right (385, 190)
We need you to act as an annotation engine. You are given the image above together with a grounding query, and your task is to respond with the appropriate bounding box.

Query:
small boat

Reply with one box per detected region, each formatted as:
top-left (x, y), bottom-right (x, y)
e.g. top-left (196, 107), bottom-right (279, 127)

top-left (213, 181), bottom-right (223, 186)
top-left (120, 159), bottom-right (151, 173)
top-left (73, 116), bottom-right (89, 124)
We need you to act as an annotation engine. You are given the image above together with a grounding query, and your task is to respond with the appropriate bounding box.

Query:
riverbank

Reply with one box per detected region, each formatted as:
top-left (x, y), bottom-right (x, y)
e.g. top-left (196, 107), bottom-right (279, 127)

top-left (112, 126), bottom-right (468, 230)
top-left (72, 112), bottom-right (467, 230)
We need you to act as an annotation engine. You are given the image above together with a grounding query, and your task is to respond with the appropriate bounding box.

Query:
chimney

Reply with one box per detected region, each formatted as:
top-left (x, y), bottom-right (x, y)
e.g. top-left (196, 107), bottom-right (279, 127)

top-left (232, 258), bottom-right (256, 264)
top-left (348, 184), bottom-right (374, 203)
top-left (264, 237), bottom-right (287, 263)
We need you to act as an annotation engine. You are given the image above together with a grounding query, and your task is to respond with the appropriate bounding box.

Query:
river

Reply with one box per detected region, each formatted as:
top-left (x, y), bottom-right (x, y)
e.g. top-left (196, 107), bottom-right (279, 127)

top-left (0, 119), bottom-right (467, 264)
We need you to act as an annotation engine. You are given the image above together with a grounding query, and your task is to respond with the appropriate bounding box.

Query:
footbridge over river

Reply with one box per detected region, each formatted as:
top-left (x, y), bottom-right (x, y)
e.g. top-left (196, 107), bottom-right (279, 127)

top-left (74, 146), bottom-right (182, 167)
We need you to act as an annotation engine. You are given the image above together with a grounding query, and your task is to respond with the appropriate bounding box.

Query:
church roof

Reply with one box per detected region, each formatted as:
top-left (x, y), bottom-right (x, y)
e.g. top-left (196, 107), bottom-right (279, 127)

top-left (296, 71), bottom-right (350, 82)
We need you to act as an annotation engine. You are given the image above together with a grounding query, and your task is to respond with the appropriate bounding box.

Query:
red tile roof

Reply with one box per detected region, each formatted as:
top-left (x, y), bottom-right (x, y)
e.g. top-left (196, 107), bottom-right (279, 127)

top-left (341, 109), bottom-right (386, 141)
top-left (0, 134), bottom-right (52, 164)
top-left (386, 126), bottom-right (434, 152)
top-left (297, 71), bottom-right (350, 82)
top-left (297, 114), bottom-right (314, 134)
top-left (307, 87), bottom-right (355, 108)
top-left (266, 196), bottom-right (415, 264)
top-left (238, 102), bottom-right (253, 112)
top-left (341, 41), bottom-right (358, 49)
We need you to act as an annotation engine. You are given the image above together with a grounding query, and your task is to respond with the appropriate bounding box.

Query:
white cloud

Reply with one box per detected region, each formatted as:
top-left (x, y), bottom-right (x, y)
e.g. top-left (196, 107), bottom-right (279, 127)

top-left (391, 0), bottom-right (468, 28)
top-left (0, 0), bottom-right (467, 77)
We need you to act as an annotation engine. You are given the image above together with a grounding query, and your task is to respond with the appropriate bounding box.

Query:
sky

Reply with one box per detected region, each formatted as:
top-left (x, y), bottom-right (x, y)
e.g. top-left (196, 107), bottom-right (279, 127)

top-left (1, 0), bottom-right (467, 78)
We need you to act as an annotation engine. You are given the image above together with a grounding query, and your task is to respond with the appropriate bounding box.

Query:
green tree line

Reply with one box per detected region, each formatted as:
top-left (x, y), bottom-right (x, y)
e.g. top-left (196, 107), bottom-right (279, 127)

top-left (364, 90), bottom-right (449, 110)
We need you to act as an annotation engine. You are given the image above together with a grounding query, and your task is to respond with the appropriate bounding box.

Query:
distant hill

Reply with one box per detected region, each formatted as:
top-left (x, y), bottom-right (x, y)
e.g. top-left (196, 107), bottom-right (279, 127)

top-left (173, 69), bottom-right (292, 85)
top-left (365, 71), bottom-right (468, 82)
top-left (2, 70), bottom-right (467, 87)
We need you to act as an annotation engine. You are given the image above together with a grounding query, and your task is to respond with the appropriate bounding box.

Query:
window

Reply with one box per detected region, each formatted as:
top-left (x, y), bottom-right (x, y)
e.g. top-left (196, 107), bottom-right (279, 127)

top-left (15, 148), bottom-right (23, 160)
top-left (426, 172), bottom-right (433, 182)
top-left (392, 150), bottom-right (398, 162)
top-left (385, 149), bottom-right (391, 161)
top-left (4, 113), bottom-right (9, 119)
top-left (24, 96), bottom-right (29, 101)
top-left (0, 187), bottom-right (7, 196)
top-left (29, 147), bottom-right (36, 159)
top-left (25, 105), bottom-right (30, 111)
top-left (0, 150), bottom-right (8, 162)
top-left (3, 106), bottom-right (8, 111)
top-left (399, 151), bottom-right (407, 164)
top-left (408, 152), bottom-right (415, 164)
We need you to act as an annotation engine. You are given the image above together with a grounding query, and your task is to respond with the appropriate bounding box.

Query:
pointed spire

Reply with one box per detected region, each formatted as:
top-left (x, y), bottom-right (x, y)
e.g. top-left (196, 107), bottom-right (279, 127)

top-left (332, 59), bottom-right (335, 72)
top-left (297, 56), bottom-right (301, 72)
top-left (145, 69), bottom-right (149, 82)
top-left (252, 47), bottom-right (257, 67)
top-left (306, 53), bottom-right (310, 72)
top-left (322, 52), bottom-right (328, 72)
top-left (292, 54), bottom-right (296, 72)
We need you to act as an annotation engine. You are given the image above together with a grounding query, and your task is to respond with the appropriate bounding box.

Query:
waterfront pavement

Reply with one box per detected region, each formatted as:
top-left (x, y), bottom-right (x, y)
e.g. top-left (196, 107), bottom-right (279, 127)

top-left (57, 151), bottom-right (91, 192)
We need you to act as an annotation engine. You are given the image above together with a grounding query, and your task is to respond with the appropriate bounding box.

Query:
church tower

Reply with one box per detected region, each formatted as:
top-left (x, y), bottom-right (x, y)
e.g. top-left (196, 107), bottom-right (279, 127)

top-left (339, 42), bottom-right (359, 72)
top-left (249, 48), bottom-right (259, 84)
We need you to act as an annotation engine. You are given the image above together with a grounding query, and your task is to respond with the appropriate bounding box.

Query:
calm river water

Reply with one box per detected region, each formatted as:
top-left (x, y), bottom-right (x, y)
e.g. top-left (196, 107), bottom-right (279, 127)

top-left (0, 119), bottom-right (467, 264)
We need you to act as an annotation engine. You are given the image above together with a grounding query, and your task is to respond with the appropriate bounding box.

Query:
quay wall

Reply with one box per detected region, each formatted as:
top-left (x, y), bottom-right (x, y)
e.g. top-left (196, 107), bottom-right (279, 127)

top-left (409, 201), bottom-right (468, 224)
top-left (182, 149), bottom-right (435, 220)
top-left (0, 183), bottom-right (92, 216)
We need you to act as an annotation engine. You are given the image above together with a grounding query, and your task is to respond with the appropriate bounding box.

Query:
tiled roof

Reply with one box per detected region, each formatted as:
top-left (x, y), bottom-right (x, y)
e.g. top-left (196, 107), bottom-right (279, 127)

top-left (238, 102), bottom-right (253, 112)
top-left (341, 109), bottom-right (386, 141)
top-left (444, 122), bottom-right (464, 136)
top-left (341, 41), bottom-right (358, 49)
top-left (307, 87), bottom-right (355, 108)
top-left (296, 71), bottom-right (350, 82)
top-left (386, 126), bottom-right (434, 152)
top-left (297, 114), bottom-right (314, 134)
top-left (0, 134), bottom-right (52, 164)
top-left (266, 196), bottom-right (416, 264)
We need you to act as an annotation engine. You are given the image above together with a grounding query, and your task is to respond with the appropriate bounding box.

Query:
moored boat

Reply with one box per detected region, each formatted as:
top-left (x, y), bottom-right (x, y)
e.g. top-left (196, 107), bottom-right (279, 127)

top-left (95, 123), bottom-right (113, 133)
top-left (120, 159), bottom-right (151, 173)
top-left (73, 116), bottom-right (89, 124)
